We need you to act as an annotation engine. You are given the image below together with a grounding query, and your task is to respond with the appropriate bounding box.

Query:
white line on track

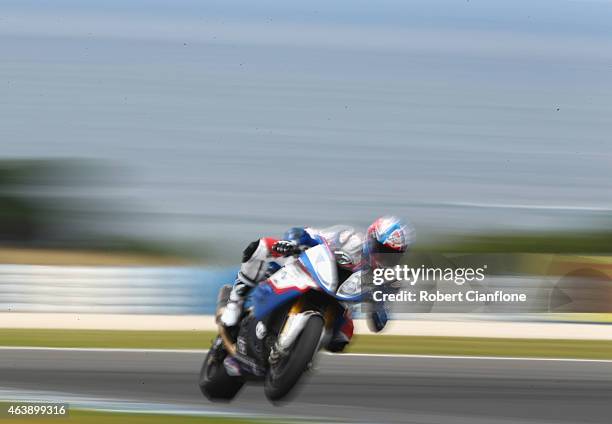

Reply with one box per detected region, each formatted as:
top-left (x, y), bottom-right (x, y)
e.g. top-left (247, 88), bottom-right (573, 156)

top-left (336, 352), bottom-right (612, 363)
top-left (1, 345), bottom-right (612, 363)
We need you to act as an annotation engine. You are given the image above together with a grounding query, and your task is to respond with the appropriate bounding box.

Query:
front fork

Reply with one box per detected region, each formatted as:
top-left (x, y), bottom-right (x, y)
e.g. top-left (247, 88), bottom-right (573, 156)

top-left (270, 298), bottom-right (336, 364)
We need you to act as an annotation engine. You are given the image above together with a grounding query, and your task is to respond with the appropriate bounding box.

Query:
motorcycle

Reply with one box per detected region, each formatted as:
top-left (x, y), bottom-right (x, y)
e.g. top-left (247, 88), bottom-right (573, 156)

top-left (198, 240), bottom-right (365, 402)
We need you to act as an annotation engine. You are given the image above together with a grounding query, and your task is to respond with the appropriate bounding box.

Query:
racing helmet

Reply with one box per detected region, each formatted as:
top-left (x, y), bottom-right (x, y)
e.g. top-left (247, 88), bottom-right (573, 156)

top-left (364, 216), bottom-right (414, 268)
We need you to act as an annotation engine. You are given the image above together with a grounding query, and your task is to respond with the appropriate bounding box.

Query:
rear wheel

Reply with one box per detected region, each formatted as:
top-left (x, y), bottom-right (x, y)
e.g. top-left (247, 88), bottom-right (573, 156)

top-left (198, 339), bottom-right (244, 401)
top-left (264, 315), bottom-right (324, 401)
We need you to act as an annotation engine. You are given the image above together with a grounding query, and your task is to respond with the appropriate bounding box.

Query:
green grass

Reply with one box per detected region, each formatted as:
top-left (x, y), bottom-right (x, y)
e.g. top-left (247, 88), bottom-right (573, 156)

top-left (2, 329), bottom-right (612, 360)
top-left (0, 405), bottom-right (278, 424)
top-left (348, 334), bottom-right (612, 359)
top-left (0, 329), bottom-right (217, 350)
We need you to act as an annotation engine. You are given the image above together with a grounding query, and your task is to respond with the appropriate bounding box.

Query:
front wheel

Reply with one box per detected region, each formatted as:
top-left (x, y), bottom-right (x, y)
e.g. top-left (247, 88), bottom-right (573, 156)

top-left (198, 339), bottom-right (244, 401)
top-left (264, 315), bottom-right (324, 401)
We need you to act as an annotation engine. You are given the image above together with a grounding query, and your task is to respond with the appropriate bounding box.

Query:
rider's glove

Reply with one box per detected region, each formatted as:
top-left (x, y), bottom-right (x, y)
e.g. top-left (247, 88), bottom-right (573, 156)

top-left (367, 307), bottom-right (389, 333)
top-left (272, 240), bottom-right (299, 256)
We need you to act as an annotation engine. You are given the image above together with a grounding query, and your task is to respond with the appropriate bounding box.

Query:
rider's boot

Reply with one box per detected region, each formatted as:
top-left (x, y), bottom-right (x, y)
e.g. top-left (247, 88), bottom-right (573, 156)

top-left (220, 278), bottom-right (252, 327)
top-left (326, 311), bottom-right (354, 352)
top-left (327, 332), bottom-right (350, 353)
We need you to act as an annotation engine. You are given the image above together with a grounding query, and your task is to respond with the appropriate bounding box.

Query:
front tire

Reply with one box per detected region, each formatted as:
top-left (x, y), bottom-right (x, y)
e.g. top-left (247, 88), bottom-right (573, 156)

top-left (198, 340), bottom-right (244, 401)
top-left (264, 315), bottom-right (324, 401)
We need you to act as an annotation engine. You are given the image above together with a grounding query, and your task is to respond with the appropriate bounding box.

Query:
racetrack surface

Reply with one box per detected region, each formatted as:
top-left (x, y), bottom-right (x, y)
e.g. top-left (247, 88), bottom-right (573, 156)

top-left (1, 348), bottom-right (611, 424)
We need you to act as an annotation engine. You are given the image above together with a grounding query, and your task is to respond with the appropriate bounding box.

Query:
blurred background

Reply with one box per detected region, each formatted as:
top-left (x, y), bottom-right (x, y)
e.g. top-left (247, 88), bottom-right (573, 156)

top-left (2, 4), bottom-right (612, 424)
top-left (1, 0), bottom-right (611, 316)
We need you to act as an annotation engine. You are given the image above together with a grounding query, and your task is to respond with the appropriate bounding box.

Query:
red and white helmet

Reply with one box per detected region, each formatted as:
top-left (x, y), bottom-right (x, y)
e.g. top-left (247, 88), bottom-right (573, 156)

top-left (364, 216), bottom-right (414, 268)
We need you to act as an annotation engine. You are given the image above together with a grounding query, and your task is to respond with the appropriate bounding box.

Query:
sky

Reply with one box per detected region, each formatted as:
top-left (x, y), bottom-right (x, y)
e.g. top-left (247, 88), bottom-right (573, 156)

top-left (1, 0), bottom-right (612, 246)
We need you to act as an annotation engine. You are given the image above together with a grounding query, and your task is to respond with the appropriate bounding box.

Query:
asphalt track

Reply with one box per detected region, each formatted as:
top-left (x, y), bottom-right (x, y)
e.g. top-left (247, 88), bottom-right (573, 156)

top-left (1, 348), bottom-right (611, 424)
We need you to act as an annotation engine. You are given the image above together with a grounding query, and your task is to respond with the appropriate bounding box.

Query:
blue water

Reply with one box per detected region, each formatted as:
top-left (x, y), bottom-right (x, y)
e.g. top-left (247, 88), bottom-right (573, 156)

top-left (1, 1), bottom-right (611, 247)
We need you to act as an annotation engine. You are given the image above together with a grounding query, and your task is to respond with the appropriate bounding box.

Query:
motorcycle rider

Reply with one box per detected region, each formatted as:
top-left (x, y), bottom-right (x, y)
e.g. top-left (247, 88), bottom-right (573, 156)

top-left (220, 216), bottom-right (414, 351)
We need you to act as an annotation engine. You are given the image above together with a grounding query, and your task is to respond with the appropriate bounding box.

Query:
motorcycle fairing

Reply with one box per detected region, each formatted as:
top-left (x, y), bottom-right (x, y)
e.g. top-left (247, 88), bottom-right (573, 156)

top-left (251, 242), bottom-right (353, 319)
top-left (234, 314), bottom-right (272, 375)
top-left (252, 248), bottom-right (328, 316)
top-left (250, 280), bottom-right (303, 320)
top-left (298, 243), bottom-right (339, 295)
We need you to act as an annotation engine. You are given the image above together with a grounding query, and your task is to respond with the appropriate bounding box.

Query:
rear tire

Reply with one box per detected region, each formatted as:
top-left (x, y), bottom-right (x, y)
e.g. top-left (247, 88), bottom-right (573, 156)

top-left (198, 341), bottom-right (244, 401)
top-left (264, 315), bottom-right (324, 401)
